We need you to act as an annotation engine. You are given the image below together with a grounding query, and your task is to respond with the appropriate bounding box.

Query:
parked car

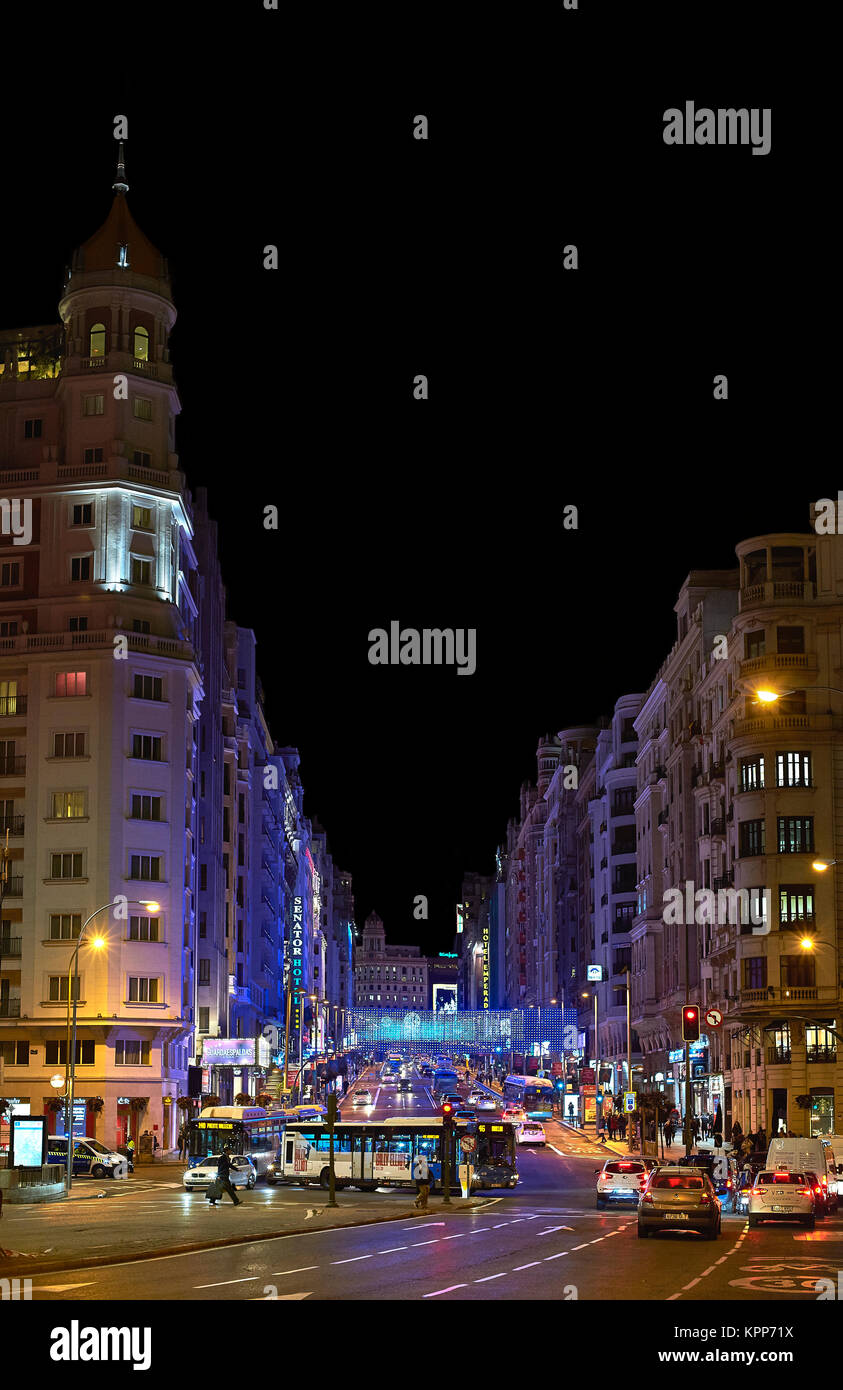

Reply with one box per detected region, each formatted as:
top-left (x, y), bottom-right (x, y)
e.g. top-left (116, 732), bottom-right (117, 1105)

top-left (638, 1165), bottom-right (721, 1240)
top-left (183, 1154), bottom-right (257, 1191)
top-left (748, 1168), bottom-right (814, 1228)
top-left (46, 1136), bottom-right (129, 1180)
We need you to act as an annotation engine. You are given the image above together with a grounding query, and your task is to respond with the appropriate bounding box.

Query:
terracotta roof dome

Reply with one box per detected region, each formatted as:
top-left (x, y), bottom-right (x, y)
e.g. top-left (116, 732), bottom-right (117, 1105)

top-left (69, 144), bottom-right (168, 282)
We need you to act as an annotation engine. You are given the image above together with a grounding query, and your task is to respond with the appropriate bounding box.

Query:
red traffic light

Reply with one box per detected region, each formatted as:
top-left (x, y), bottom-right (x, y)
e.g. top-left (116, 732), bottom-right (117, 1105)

top-left (682, 1005), bottom-right (701, 1042)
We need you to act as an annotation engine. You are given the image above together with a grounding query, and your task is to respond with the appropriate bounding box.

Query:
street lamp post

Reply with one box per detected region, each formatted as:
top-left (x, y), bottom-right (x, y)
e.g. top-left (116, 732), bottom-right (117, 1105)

top-left (63, 897), bottom-right (159, 1193)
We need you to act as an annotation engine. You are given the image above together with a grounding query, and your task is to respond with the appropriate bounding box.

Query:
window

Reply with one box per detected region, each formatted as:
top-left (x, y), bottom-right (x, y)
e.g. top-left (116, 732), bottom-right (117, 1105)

top-left (133, 397), bottom-right (153, 421)
top-left (81, 394), bottom-right (104, 416)
top-left (744, 630), bottom-right (765, 659)
top-left (1, 562), bottom-right (21, 587)
top-left (50, 852), bottom-right (83, 879)
top-left (131, 504), bottom-right (153, 529)
top-left (781, 955), bottom-right (816, 989)
top-left (739, 756), bottom-right (765, 791)
top-left (199, 958), bottom-right (211, 985)
top-left (133, 326), bottom-right (149, 360)
top-left (49, 913), bottom-right (82, 940)
top-left (118, 243), bottom-right (129, 268)
top-left (198, 1007), bottom-right (210, 1033)
top-left (72, 503), bottom-right (93, 526)
top-left (68, 616), bottom-right (88, 633)
top-left (133, 674), bottom-right (162, 701)
top-left (24, 417), bottom-right (43, 438)
top-left (129, 915), bottom-right (160, 942)
top-left (199, 912), bottom-right (207, 938)
top-left (115, 1040), bottom-right (151, 1065)
top-left (777, 626), bottom-right (805, 654)
top-left (132, 734), bottom-right (162, 761)
top-left (742, 958), bottom-right (767, 990)
top-left (45, 1040), bottom-right (94, 1065)
top-left (0, 1041), bottom-right (29, 1066)
top-left (50, 791), bottom-right (86, 819)
top-left (779, 885), bottom-right (815, 927)
top-left (83, 447), bottom-right (104, 465)
top-left (776, 752), bottom-right (812, 788)
top-left (130, 794), bottom-right (161, 821)
top-left (132, 451), bottom-right (153, 469)
top-left (738, 818), bottom-right (765, 857)
top-left (128, 977), bottom-right (160, 1004)
top-left (53, 731), bottom-right (85, 757)
top-left (129, 854), bottom-right (162, 881)
top-left (55, 672), bottom-right (87, 697)
top-left (777, 816), bottom-right (814, 854)
top-left (130, 555), bottom-right (153, 586)
top-left (89, 323), bottom-right (106, 357)
top-left (71, 556), bottom-right (92, 582)
top-left (48, 975), bottom-right (80, 1002)
top-left (0, 620), bottom-right (19, 637)
top-left (133, 619), bottom-right (150, 634)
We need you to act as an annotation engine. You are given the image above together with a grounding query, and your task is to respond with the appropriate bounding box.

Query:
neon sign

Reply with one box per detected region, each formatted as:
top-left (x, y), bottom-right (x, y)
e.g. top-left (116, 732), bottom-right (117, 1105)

top-left (291, 896), bottom-right (304, 1034)
top-left (482, 925), bottom-right (490, 1008)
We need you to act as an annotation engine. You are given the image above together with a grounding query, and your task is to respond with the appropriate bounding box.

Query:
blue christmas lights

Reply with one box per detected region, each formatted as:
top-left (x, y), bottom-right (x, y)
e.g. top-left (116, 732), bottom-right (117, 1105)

top-left (346, 1007), bottom-right (577, 1051)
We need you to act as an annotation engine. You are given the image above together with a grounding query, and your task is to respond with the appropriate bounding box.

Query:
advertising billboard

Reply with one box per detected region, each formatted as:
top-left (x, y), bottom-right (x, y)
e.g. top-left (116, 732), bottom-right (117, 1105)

top-left (10, 1115), bottom-right (46, 1167)
top-left (201, 1038), bottom-right (256, 1066)
top-left (433, 984), bottom-right (458, 1015)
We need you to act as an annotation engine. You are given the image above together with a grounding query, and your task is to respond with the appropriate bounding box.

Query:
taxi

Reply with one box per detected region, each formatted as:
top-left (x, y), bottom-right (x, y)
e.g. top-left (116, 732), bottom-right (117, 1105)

top-left (748, 1167), bottom-right (815, 1228)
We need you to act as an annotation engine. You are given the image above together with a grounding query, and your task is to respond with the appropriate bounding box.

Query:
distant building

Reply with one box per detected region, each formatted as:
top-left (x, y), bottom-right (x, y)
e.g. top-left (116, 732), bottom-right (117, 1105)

top-left (352, 912), bottom-right (428, 1009)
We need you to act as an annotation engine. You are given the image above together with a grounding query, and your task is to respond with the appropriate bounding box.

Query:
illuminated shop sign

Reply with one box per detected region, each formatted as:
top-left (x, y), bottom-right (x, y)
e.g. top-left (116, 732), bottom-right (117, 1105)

top-left (482, 925), bottom-right (490, 1008)
top-left (291, 896), bottom-right (304, 1033)
top-left (202, 1038), bottom-right (256, 1066)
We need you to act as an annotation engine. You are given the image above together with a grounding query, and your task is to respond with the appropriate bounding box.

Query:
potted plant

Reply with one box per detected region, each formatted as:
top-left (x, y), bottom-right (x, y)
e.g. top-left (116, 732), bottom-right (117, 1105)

top-left (255, 1092), bottom-right (274, 1109)
top-left (45, 1098), bottom-right (63, 1114)
top-left (202, 1094), bottom-right (221, 1109)
top-left (86, 1096), bottom-right (104, 1115)
top-left (234, 1092), bottom-right (252, 1106)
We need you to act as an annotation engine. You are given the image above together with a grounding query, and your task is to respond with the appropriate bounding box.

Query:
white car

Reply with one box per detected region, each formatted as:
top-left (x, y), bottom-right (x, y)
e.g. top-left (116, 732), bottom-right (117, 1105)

top-left (516, 1121), bottom-right (546, 1145)
top-left (748, 1169), bottom-right (815, 1228)
top-left (352, 1089), bottom-right (372, 1107)
top-left (183, 1154), bottom-right (257, 1191)
top-left (595, 1157), bottom-right (649, 1207)
top-left (476, 1097), bottom-right (498, 1111)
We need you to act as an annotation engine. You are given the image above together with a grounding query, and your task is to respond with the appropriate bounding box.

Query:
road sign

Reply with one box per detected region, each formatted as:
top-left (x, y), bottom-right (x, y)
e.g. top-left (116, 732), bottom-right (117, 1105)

top-left (705, 1008), bottom-right (723, 1028)
top-left (624, 1092), bottom-right (636, 1113)
top-left (460, 1135), bottom-right (476, 1154)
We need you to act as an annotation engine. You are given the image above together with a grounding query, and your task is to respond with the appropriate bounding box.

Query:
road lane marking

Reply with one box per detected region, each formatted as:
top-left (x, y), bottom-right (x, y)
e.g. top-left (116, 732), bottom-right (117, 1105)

top-left (423, 1284), bottom-right (467, 1297)
top-left (270, 1266), bottom-right (319, 1275)
top-left (700, 1266), bottom-right (716, 1277)
top-left (513, 1262), bottom-right (541, 1270)
top-left (715, 1256), bottom-right (728, 1264)
top-left (470, 1228), bottom-right (491, 1233)
top-left (474, 1273), bottom-right (507, 1282)
top-left (411, 1240), bottom-right (440, 1247)
top-left (194, 1276), bottom-right (259, 1289)
top-left (682, 1278), bottom-right (701, 1290)
top-left (34, 1283), bottom-right (96, 1292)
top-left (538, 1226), bottom-right (574, 1234)
top-left (441, 1234), bottom-right (465, 1240)
top-left (402, 1223), bottom-right (445, 1230)
top-left (548, 1145), bottom-right (566, 1157)
top-left (544, 1252), bottom-right (568, 1260)
top-left (571, 1243), bottom-right (589, 1251)
top-left (492, 1223), bottom-right (509, 1228)
top-left (378, 1246), bottom-right (409, 1253)
top-left (330, 1255), bottom-right (374, 1265)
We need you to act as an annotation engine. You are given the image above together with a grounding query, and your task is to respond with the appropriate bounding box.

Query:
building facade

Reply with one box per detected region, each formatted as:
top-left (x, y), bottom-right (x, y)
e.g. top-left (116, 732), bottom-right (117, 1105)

top-left (352, 912), bottom-right (429, 1009)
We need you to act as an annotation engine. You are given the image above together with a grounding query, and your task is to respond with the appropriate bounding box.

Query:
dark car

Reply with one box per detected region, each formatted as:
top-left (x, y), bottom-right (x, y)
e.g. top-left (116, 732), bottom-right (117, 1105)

top-left (678, 1151), bottom-right (732, 1200)
top-left (454, 1107), bottom-right (475, 1120)
top-left (639, 1166), bottom-right (721, 1240)
top-left (397, 1079), bottom-right (412, 1093)
top-left (804, 1169), bottom-right (830, 1217)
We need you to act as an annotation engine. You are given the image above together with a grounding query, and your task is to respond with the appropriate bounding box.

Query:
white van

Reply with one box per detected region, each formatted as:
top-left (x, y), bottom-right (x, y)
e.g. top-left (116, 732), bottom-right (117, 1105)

top-left (766, 1136), bottom-right (838, 1211)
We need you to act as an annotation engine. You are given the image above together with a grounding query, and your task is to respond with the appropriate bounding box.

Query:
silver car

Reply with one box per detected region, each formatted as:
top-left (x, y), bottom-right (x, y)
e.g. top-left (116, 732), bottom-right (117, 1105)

top-left (748, 1169), bottom-right (815, 1228)
top-left (183, 1154), bottom-right (257, 1191)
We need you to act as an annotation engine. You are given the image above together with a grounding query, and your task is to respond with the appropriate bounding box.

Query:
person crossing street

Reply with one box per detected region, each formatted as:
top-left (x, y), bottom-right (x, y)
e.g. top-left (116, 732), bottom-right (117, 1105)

top-left (207, 1146), bottom-right (242, 1206)
top-left (413, 1151), bottom-right (431, 1209)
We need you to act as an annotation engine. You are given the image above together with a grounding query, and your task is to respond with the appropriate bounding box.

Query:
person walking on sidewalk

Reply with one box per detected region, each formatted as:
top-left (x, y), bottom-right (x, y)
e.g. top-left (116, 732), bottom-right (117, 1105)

top-left (413, 1152), bottom-right (431, 1209)
top-left (664, 1120), bottom-right (674, 1148)
top-left (208, 1147), bottom-right (241, 1206)
top-left (178, 1125), bottom-right (188, 1161)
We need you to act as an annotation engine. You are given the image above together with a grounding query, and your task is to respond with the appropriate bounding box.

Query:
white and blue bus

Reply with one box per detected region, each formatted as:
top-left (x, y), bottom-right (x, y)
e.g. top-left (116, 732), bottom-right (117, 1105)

top-left (502, 1074), bottom-right (555, 1119)
top-left (266, 1116), bottom-right (518, 1191)
top-left (186, 1105), bottom-right (286, 1177)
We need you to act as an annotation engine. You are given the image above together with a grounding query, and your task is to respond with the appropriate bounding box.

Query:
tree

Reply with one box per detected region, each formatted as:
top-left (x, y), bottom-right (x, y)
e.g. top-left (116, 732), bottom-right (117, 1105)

top-left (202, 1094), bottom-right (221, 1109)
top-left (234, 1092), bottom-right (251, 1106)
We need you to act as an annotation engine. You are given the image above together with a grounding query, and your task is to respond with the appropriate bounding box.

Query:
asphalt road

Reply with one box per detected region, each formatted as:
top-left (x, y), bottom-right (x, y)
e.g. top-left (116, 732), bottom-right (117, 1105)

top-left (11, 1065), bottom-right (843, 1301)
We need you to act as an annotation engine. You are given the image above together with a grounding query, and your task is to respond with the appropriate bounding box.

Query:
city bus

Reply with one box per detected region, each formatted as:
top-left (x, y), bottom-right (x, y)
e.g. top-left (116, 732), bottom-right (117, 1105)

top-left (502, 1074), bottom-right (555, 1119)
top-left (265, 1116), bottom-right (518, 1192)
top-left (186, 1105), bottom-right (286, 1177)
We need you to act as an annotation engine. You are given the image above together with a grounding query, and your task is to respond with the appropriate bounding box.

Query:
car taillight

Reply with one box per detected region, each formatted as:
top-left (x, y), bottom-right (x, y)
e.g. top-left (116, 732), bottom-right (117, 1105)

top-left (751, 1189), bottom-right (762, 1196)
top-left (815, 1187), bottom-right (822, 1196)
top-left (726, 1180), bottom-right (732, 1188)
top-left (700, 1194), bottom-right (711, 1206)
top-left (641, 1193), bottom-right (653, 1204)
top-left (800, 1189), bottom-right (812, 1197)
top-left (821, 1176), bottom-right (828, 1187)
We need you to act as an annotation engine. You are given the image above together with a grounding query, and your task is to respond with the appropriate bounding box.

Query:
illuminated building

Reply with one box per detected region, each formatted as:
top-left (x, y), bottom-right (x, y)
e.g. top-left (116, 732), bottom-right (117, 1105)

top-left (353, 912), bottom-right (429, 1010)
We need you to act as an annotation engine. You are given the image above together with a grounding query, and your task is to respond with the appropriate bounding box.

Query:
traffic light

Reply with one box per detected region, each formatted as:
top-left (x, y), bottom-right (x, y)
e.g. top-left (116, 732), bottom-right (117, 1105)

top-left (441, 1100), bottom-right (455, 1126)
top-left (682, 1005), bottom-right (701, 1043)
top-left (555, 1079), bottom-right (566, 1091)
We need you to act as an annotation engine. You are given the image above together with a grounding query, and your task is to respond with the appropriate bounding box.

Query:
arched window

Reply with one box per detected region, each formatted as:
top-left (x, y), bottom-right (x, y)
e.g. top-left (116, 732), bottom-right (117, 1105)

top-left (133, 326), bottom-right (149, 361)
top-left (89, 322), bottom-right (106, 358)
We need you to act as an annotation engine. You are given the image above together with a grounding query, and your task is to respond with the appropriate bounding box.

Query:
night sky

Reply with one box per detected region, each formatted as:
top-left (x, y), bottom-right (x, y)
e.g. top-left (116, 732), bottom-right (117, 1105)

top-left (2, 16), bottom-right (826, 954)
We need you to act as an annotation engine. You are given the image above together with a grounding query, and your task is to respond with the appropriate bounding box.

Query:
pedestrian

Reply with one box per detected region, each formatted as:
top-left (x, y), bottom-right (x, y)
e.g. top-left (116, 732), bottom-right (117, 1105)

top-left (412, 1151), bottom-right (431, 1209)
top-left (126, 1136), bottom-right (135, 1158)
top-left (664, 1121), bottom-right (674, 1148)
top-left (567, 1102), bottom-right (574, 1121)
top-left (619, 1114), bottom-right (627, 1139)
top-left (208, 1146), bottom-right (242, 1206)
top-left (692, 1116), bottom-right (700, 1142)
top-left (178, 1125), bottom-right (187, 1161)
top-left (756, 1126), bottom-right (767, 1153)
top-left (731, 1121), bottom-right (743, 1150)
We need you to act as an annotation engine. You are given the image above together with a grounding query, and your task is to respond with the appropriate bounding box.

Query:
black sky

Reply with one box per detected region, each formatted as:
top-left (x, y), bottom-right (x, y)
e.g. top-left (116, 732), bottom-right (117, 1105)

top-left (2, 11), bottom-right (826, 953)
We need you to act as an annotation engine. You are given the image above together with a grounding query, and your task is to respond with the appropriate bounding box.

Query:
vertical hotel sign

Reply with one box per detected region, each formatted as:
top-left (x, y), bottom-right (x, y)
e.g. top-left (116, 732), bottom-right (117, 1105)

top-left (291, 896), bottom-right (304, 1036)
top-left (482, 924), bottom-right (490, 1008)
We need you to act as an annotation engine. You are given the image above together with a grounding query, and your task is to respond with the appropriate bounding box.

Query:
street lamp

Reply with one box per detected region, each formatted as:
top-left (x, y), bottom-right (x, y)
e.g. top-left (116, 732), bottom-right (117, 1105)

top-left (63, 897), bottom-right (159, 1194)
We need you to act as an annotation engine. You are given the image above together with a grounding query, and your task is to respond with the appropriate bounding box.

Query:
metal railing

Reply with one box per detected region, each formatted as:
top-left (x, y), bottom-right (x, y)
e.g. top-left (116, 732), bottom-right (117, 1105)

top-left (0, 815), bottom-right (24, 835)
top-left (0, 695), bottom-right (26, 716)
top-left (0, 756), bottom-right (25, 775)
top-left (0, 937), bottom-right (21, 956)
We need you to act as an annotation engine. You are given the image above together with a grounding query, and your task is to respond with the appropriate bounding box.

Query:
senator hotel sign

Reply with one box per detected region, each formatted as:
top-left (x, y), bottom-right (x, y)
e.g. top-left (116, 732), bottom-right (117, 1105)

top-left (291, 896), bottom-right (304, 1031)
top-left (482, 925), bottom-right (490, 1008)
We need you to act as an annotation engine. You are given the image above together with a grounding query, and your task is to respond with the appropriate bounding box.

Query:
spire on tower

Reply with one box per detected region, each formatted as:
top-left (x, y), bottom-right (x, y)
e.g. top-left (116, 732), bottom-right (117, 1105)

top-left (112, 141), bottom-right (129, 195)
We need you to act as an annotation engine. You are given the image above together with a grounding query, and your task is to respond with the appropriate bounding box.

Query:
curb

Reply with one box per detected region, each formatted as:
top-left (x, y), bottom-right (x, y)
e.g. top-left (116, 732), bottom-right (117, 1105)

top-left (0, 1196), bottom-right (496, 1279)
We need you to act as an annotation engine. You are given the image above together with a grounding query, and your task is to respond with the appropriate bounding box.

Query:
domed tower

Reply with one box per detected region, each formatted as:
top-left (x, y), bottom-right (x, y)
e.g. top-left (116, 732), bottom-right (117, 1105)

top-left (363, 912), bottom-right (386, 957)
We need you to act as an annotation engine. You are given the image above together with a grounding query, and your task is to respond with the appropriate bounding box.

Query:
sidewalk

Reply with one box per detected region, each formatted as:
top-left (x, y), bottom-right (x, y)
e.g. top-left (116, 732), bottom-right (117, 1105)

top-left (557, 1119), bottom-right (722, 1164)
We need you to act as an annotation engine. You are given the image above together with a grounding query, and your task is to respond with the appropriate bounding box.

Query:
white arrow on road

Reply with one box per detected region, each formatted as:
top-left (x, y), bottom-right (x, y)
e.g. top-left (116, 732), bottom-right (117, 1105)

top-left (34, 1283), bottom-right (97, 1293)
